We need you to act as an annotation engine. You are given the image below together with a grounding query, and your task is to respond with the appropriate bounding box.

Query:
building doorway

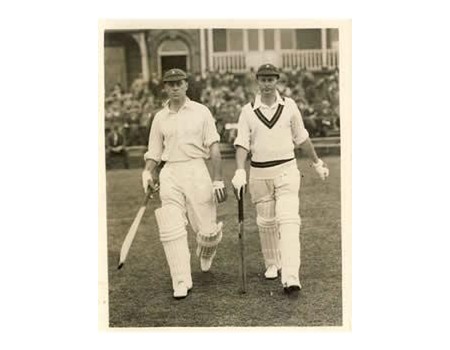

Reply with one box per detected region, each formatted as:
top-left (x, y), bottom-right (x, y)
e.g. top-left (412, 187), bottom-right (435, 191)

top-left (158, 39), bottom-right (190, 75)
top-left (161, 55), bottom-right (187, 73)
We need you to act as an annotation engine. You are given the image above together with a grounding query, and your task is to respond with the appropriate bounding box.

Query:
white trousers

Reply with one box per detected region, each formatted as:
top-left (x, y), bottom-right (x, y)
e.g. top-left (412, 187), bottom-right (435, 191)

top-left (159, 158), bottom-right (219, 235)
top-left (157, 159), bottom-right (221, 289)
top-left (249, 165), bottom-right (301, 287)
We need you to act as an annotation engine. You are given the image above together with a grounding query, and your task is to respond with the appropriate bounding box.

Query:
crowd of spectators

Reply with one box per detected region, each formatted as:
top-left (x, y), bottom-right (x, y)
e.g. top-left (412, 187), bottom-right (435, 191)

top-left (104, 67), bottom-right (340, 148)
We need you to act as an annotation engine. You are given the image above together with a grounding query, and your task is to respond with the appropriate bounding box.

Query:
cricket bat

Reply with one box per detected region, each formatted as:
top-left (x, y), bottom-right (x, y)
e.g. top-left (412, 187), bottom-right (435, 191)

top-left (117, 189), bottom-right (154, 270)
top-left (238, 188), bottom-right (247, 293)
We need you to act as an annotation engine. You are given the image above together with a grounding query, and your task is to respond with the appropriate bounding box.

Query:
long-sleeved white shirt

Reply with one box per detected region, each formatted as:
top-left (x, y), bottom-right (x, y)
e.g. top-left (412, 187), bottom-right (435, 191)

top-left (144, 98), bottom-right (220, 163)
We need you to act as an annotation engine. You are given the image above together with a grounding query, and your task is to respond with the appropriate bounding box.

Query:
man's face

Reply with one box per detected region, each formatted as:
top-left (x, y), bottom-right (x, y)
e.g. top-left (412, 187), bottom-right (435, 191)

top-left (164, 80), bottom-right (188, 101)
top-left (257, 75), bottom-right (279, 96)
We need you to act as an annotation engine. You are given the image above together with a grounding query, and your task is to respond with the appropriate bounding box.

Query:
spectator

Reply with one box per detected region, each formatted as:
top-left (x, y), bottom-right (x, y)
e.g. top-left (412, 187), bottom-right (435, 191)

top-left (187, 72), bottom-right (203, 102)
top-left (125, 110), bottom-right (142, 146)
top-left (106, 122), bottom-right (129, 169)
top-left (104, 67), bottom-right (340, 147)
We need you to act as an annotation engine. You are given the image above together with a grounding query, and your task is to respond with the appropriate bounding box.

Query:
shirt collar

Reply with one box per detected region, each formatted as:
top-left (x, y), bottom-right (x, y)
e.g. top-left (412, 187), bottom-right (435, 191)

top-left (253, 90), bottom-right (284, 110)
top-left (163, 97), bottom-right (191, 113)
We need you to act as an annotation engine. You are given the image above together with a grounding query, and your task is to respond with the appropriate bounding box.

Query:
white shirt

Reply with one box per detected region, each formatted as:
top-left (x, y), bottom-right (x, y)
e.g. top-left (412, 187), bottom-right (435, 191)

top-left (234, 91), bottom-right (309, 163)
top-left (144, 98), bottom-right (220, 163)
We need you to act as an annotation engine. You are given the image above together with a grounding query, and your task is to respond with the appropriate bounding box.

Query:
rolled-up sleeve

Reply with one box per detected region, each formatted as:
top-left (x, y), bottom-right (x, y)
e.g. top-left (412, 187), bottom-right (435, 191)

top-left (233, 108), bottom-right (251, 151)
top-left (202, 108), bottom-right (220, 148)
top-left (290, 100), bottom-right (309, 146)
top-left (144, 115), bottom-right (163, 162)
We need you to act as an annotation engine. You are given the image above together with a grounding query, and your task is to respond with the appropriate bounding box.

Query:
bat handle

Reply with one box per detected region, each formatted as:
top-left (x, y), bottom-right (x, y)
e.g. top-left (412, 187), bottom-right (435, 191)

top-left (238, 187), bottom-right (246, 293)
top-left (238, 188), bottom-right (244, 221)
top-left (142, 187), bottom-right (155, 205)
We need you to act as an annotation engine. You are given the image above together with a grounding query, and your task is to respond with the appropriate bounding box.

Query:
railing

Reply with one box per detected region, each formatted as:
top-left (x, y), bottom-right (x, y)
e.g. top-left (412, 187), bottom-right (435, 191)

top-left (212, 52), bottom-right (247, 73)
top-left (211, 49), bottom-right (339, 73)
top-left (282, 49), bottom-right (339, 71)
top-left (326, 49), bottom-right (339, 69)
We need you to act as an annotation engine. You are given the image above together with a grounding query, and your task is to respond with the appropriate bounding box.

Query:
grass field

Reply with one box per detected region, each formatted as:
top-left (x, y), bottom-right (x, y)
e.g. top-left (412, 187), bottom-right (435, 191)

top-left (105, 156), bottom-right (342, 328)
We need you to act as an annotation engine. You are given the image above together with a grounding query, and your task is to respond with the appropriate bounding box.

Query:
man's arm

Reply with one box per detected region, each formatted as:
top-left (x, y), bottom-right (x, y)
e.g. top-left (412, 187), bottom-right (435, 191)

top-left (297, 137), bottom-right (319, 164)
top-left (210, 142), bottom-right (228, 203)
top-left (231, 146), bottom-right (249, 199)
top-left (235, 145), bottom-right (249, 170)
top-left (142, 115), bottom-right (163, 192)
top-left (202, 107), bottom-right (224, 181)
top-left (297, 138), bottom-right (329, 180)
top-left (144, 158), bottom-right (158, 174)
top-left (231, 108), bottom-right (251, 199)
top-left (289, 99), bottom-right (328, 180)
top-left (142, 159), bottom-right (158, 192)
top-left (210, 142), bottom-right (223, 181)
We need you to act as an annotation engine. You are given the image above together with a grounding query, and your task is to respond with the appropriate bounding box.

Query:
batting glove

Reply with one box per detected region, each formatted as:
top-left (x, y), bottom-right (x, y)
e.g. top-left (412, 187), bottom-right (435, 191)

top-left (312, 159), bottom-right (329, 180)
top-left (213, 180), bottom-right (227, 204)
top-left (231, 169), bottom-right (247, 199)
top-left (141, 170), bottom-right (154, 193)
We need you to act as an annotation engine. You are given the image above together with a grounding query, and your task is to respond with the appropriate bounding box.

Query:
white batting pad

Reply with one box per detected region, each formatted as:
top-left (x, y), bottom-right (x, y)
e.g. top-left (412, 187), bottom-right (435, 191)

top-left (162, 235), bottom-right (192, 290)
top-left (275, 194), bottom-right (301, 226)
top-left (155, 205), bottom-right (187, 242)
top-left (195, 222), bottom-right (223, 272)
top-left (256, 201), bottom-right (281, 269)
top-left (196, 222), bottom-right (223, 257)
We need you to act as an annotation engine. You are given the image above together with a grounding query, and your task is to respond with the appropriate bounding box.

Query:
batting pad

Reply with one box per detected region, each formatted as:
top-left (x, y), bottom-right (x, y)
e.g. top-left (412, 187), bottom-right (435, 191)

top-left (196, 222), bottom-right (223, 259)
top-left (162, 235), bottom-right (192, 290)
top-left (256, 201), bottom-right (281, 269)
top-left (279, 224), bottom-right (301, 287)
top-left (155, 205), bottom-right (187, 242)
top-left (275, 195), bottom-right (301, 226)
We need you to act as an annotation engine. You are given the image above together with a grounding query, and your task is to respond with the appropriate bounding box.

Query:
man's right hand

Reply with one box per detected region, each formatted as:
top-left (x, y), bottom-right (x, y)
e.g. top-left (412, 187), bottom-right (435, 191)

top-left (231, 169), bottom-right (247, 200)
top-left (141, 170), bottom-right (155, 193)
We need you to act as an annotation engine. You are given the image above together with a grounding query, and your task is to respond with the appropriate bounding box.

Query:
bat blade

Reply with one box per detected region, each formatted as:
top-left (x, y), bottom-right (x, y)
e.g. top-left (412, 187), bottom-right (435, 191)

top-left (117, 206), bottom-right (147, 269)
top-left (117, 190), bottom-right (154, 269)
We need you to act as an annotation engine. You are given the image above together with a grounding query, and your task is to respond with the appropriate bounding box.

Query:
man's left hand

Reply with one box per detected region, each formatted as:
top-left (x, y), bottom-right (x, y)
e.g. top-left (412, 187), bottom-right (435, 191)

top-left (312, 159), bottom-right (330, 180)
top-left (213, 181), bottom-right (227, 203)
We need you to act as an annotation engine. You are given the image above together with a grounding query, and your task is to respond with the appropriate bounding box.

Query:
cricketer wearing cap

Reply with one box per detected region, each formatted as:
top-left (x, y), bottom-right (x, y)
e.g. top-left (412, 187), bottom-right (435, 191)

top-left (142, 68), bottom-right (227, 299)
top-left (232, 64), bottom-right (329, 295)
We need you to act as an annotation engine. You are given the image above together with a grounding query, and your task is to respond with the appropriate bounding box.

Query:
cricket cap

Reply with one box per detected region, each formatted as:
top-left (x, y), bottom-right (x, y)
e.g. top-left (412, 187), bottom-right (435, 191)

top-left (256, 63), bottom-right (280, 78)
top-left (163, 68), bottom-right (188, 82)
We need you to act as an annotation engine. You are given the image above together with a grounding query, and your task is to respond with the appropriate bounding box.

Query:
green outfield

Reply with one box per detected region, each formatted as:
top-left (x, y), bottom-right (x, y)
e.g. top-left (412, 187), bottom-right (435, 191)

top-left (104, 156), bottom-right (342, 327)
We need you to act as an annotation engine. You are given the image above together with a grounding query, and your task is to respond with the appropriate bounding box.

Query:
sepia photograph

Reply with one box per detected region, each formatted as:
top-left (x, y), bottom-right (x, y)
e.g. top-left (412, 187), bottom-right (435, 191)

top-left (98, 20), bottom-right (351, 329)
top-left (3, 1), bottom-right (450, 348)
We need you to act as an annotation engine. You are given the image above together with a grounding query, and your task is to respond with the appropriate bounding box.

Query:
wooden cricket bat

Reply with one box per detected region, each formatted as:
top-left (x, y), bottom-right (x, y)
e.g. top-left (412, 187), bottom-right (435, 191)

top-left (117, 189), bottom-right (154, 270)
top-left (238, 188), bottom-right (247, 293)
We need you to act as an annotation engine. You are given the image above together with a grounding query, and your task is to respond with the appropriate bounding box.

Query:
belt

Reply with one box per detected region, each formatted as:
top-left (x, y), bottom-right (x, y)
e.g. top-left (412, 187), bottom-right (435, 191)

top-left (250, 158), bottom-right (295, 168)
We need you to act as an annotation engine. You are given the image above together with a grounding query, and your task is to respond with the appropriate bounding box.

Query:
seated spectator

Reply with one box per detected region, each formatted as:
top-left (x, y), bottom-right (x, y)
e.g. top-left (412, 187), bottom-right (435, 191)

top-left (187, 72), bottom-right (203, 102)
top-left (104, 67), bottom-right (340, 146)
top-left (125, 110), bottom-right (142, 146)
top-left (130, 74), bottom-right (146, 100)
top-left (302, 107), bottom-right (320, 137)
top-left (106, 122), bottom-right (129, 169)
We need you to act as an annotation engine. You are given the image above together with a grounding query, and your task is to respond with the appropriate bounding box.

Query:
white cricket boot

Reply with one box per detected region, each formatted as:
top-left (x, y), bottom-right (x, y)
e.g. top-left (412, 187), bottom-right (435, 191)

top-left (173, 281), bottom-right (192, 299)
top-left (264, 265), bottom-right (279, 279)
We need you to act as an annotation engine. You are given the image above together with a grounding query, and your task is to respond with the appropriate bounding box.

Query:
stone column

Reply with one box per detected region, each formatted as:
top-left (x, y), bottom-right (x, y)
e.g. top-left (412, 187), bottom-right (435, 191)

top-left (258, 29), bottom-right (264, 52)
top-left (274, 29), bottom-right (281, 51)
top-left (243, 29), bottom-right (249, 53)
top-left (321, 28), bottom-right (327, 68)
top-left (200, 29), bottom-right (206, 77)
top-left (132, 32), bottom-right (150, 82)
top-left (207, 28), bottom-right (214, 72)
